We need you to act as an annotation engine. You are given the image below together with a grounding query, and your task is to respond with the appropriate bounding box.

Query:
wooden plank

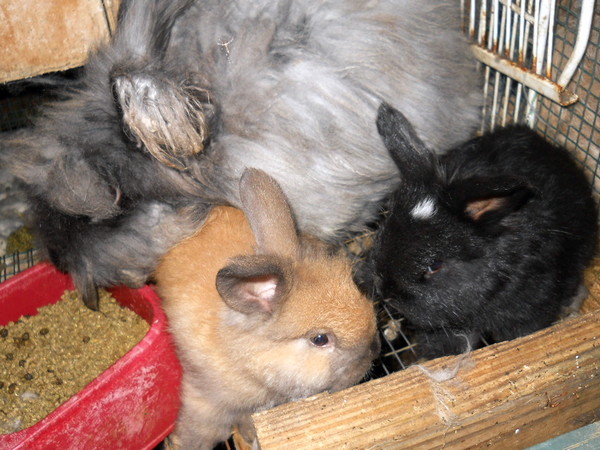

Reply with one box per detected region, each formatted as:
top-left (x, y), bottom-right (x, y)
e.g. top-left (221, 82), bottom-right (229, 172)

top-left (0, 0), bottom-right (120, 83)
top-left (252, 299), bottom-right (600, 449)
top-left (583, 259), bottom-right (600, 313)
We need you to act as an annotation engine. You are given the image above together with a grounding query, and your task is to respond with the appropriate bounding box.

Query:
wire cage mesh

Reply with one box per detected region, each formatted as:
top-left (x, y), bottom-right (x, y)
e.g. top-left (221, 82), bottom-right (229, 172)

top-left (0, 249), bottom-right (39, 284)
top-left (466, 0), bottom-right (600, 190)
top-left (0, 0), bottom-right (598, 380)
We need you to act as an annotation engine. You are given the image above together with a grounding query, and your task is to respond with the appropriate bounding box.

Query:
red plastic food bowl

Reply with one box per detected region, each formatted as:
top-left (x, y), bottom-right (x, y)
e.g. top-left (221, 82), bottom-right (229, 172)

top-left (0, 263), bottom-right (182, 450)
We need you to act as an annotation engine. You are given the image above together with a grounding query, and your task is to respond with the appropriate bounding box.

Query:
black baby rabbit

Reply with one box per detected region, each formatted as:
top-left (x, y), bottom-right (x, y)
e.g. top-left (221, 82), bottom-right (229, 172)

top-left (365, 103), bottom-right (598, 359)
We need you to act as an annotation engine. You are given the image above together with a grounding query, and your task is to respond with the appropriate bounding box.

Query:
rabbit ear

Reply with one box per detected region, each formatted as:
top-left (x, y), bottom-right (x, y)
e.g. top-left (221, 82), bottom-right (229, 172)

top-left (239, 168), bottom-right (300, 258)
top-left (70, 264), bottom-right (101, 311)
top-left (449, 176), bottom-right (533, 225)
top-left (216, 255), bottom-right (290, 315)
top-left (376, 102), bottom-right (434, 181)
top-left (111, 70), bottom-right (212, 170)
top-left (109, 0), bottom-right (211, 170)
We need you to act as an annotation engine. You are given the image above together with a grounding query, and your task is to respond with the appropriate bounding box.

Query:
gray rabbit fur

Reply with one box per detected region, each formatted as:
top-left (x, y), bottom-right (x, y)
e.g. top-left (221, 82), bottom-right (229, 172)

top-left (0, 0), bottom-right (481, 308)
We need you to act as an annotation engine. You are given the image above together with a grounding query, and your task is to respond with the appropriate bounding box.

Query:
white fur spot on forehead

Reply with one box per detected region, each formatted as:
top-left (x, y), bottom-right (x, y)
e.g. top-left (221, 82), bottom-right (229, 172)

top-left (411, 198), bottom-right (437, 220)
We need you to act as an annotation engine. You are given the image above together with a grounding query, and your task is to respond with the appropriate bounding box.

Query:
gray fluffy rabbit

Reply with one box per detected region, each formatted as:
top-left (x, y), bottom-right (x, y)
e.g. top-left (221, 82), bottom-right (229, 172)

top-left (363, 103), bottom-right (598, 359)
top-left (0, 0), bottom-right (481, 308)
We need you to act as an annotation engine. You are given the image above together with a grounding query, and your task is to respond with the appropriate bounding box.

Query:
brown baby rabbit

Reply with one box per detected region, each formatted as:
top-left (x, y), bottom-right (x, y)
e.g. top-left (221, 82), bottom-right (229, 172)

top-left (154, 168), bottom-right (380, 449)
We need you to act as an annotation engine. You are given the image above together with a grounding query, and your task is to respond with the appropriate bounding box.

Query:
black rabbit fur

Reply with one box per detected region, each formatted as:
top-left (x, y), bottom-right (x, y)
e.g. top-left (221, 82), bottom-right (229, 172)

top-left (362, 103), bottom-right (598, 359)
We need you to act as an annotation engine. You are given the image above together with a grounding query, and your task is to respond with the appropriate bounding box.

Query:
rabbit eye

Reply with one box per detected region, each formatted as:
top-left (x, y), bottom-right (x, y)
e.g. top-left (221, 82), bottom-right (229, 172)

top-left (424, 260), bottom-right (443, 279)
top-left (310, 334), bottom-right (330, 347)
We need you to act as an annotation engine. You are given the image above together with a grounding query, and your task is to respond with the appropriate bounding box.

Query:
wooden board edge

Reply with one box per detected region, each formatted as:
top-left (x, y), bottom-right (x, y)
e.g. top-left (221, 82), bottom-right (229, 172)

top-left (252, 306), bottom-right (600, 449)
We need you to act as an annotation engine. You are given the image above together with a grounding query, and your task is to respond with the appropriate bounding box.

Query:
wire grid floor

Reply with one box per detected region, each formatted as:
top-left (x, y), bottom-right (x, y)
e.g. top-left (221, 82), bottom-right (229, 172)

top-left (0, 1), bottom-right (599, 381)
top-left (534, 0), bottom-right (600, 193)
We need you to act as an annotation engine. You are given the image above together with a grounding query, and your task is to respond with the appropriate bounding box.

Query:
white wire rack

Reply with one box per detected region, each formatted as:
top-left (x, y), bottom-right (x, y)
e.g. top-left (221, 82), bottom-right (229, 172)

top-left (462, 0), bottom-right (596, 130)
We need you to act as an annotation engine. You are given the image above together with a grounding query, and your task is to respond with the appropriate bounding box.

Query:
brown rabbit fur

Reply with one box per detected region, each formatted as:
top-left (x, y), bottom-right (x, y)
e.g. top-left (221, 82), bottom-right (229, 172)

top-left (155, 168), bottom-right (379, 449)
